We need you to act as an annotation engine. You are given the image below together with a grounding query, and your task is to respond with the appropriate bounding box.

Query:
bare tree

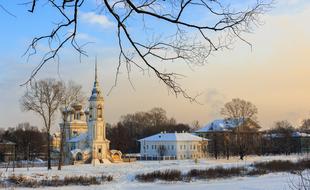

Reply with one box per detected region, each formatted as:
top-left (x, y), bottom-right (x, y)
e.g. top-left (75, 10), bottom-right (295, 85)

top-left (20, 79), bottom-right (64, 170)
top-left (289, 170), bottom-right (310, 190)
top-left (20, 0), bottom-right (272, 100)
top-left (220, 98), bottom-right (258, 160)
top-left (191, 120), bottom-right (200, 132)
top-left (300, 119), bottom-right (310, 133)
top-left (269, 120), bottom-right (296, 155)
top-left (58, 81), bottom-right (85, 170)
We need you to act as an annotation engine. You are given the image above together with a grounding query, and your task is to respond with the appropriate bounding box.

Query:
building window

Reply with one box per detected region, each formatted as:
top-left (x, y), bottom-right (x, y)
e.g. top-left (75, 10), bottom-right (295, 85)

top-left (171, 145), bottom-right (174, 150)
top-left (193, 145), bottom-right (196, 150)
top-left (180, 145), bottom-right (182, 150)
top-left (71, 143), bottom-right (76, 150)
top-left (98, 106), bottom-right (102, 119)
top-left (190, 145), bottom-right (192, 150)
top-left (146, 145), bottom-right (149, 149)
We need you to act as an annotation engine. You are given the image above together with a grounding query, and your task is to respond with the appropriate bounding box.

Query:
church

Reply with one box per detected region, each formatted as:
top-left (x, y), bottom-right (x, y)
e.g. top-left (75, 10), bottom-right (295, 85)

top-left (59, 64), bottom-right (122, 165)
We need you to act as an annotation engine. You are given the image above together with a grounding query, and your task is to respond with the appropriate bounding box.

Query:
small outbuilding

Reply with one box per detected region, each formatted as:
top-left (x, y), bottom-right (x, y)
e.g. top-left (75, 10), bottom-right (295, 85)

top-left (0, 139), bottom-right (15, 162)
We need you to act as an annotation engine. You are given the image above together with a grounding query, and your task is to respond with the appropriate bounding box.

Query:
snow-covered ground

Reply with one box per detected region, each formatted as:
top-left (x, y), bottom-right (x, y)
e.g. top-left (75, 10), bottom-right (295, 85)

top-left (1, 154), bottom-right (308, 190)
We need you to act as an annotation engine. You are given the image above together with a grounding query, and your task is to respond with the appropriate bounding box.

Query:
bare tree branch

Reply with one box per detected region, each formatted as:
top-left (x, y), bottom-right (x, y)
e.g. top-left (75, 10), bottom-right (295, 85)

top-left (21, 0), bottom-right (273, 101)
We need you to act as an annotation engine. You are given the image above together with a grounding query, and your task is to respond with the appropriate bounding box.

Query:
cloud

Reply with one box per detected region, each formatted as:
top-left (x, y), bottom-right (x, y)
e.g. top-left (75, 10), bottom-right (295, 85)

top-left (80, 12), bottom-right (114, 28)
top-left (278, 0), bottom-right (301, 5)
top-left (205, 89), bottom-right (227, 119)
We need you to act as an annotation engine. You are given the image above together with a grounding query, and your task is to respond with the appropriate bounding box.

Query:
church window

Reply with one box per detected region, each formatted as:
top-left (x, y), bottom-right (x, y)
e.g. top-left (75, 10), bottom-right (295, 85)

top-left (98, 106), bottom-right (102, 119)
top-left (71, 143), bottom-right (76, 150)
top-left (98, 148), bottom-right (102, 153)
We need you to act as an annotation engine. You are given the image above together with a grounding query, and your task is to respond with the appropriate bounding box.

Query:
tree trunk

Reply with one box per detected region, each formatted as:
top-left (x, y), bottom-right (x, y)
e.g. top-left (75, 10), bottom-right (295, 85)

top-left (58, 118), bottom-right (66, 170)
top-left (47, 131), bottom-right (51, 170)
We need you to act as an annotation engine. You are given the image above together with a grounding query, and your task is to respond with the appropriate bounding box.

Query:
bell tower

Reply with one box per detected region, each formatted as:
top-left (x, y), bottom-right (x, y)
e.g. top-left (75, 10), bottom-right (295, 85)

top-left (88, 60), bottom-right (110, 165)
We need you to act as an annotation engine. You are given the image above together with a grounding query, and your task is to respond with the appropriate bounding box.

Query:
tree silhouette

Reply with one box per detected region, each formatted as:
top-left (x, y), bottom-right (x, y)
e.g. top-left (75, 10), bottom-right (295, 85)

top-left (19, 0), bottom-right (272, 100)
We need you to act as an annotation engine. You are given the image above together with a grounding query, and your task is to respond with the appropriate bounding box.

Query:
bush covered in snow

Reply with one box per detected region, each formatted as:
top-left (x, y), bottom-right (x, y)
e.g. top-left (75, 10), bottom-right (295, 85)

top-left (136, 169), bottom-right (182, 182)
top-left (135, 159), bottom-right (310, 182)
top-left (1, 174), bottom-right (113, 188)
top-left (252, 159), bottom-right (310, 173)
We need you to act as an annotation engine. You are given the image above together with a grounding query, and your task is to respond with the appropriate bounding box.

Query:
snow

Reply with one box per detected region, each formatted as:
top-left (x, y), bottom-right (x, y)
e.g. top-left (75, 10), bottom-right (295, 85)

top-left (138, 132), bottom-right (208, 142)
top-left (1, 154), bottom-right (308, 190)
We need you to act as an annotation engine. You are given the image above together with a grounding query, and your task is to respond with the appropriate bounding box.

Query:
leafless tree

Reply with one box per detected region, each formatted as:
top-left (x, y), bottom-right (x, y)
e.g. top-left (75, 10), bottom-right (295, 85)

top-left (20, 0), bottom-right (272, 100)
top-left (58, 81), bottom-right (85, 170)
top-left (289, 170), bottom-right (310, 190)
top-left (20, 79), bottom-right (64, 170)
top-left (220, 98), bottom-right (258, 160)
top-left (269, 120), bottom-right (296, 155)
top-left (191, 120), bottom-right (200, 132)
top-left (300, 119), bottom-right (310, 133)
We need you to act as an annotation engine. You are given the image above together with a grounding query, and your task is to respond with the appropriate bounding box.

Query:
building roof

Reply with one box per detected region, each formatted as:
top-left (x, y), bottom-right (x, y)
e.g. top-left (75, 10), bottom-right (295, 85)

top-left (196, 119), bottom-right (246, 133)
top-left (138, 132), bottom-right (208, 142)
top-left (264, 132), bottom-right (310, 138)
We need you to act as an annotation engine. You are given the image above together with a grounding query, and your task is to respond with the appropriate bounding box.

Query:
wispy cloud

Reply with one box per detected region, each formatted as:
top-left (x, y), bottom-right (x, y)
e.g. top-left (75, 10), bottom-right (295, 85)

top-left (205, 89), bottom-right (227, 119)
top-left (80, 12), bottom-right (114, 28)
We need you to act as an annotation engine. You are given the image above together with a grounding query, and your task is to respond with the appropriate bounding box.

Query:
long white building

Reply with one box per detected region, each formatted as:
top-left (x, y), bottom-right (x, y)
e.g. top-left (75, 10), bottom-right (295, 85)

top-left (138, 132), bottom-right (209, 160)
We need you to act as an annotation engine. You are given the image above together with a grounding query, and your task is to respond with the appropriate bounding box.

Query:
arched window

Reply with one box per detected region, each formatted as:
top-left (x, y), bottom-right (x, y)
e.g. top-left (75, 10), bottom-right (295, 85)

top-left (89, 107), bottom-right (93, 119)
top-left (97, 106), bottom-right (102, 119)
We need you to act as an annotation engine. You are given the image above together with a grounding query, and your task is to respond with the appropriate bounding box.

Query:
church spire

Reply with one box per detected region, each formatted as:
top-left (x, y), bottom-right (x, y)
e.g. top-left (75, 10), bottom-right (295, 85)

top-left (95, 56), bottom-right (98, 83)
top-left (89, 57), bottom-right (103, 101)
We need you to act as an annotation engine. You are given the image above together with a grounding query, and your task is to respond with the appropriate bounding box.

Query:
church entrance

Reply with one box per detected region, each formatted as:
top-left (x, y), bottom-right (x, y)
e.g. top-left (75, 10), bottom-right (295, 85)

top-left (76, 152), bottom-right (83, 161)
top-left (98, 146), bottom-right (102, 158)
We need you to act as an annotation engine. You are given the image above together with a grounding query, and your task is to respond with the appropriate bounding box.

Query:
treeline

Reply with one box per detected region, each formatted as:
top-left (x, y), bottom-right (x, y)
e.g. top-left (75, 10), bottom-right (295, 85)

top-left (207, 120), bottom-right (310, 159)
top-left (106, 108), bottom-right (192, 153)
top-left (0, 123), bottom-right (47, 160)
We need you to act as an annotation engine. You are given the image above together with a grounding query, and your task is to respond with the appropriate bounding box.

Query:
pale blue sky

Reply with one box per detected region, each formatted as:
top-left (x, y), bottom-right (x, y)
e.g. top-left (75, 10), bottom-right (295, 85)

top-left (0, 0), bottom-right (309, 131)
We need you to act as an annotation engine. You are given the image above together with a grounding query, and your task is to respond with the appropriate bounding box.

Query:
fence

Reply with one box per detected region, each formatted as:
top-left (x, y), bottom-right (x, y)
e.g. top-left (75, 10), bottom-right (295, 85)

top-left (0, 160), bottom-right (59, 169)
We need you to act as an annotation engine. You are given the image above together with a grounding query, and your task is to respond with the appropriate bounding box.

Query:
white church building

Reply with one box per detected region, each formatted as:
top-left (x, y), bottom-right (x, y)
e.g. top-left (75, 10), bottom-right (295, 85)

top-left (138, 132), bottom-right (209, 160)
top-left (60, 64), bottom-right (122, 165)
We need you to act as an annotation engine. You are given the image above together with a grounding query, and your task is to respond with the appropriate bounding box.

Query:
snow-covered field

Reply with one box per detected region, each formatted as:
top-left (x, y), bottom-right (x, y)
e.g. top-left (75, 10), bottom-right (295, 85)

top-left (1, 154), bottom-right (308, 190)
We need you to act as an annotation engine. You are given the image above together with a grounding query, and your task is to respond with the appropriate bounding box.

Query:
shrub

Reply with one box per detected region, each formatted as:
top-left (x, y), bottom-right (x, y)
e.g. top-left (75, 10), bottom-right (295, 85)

top-left (136, 169), bottom-right (182, 182)
top-left (246, 169), bottom-right (268, 176)
top-left (3, 174), bottom-right (113, 188)
top-left (253, 159), bottom-right (310, 173)
top-left (187, 166), bottom-right (245, 179)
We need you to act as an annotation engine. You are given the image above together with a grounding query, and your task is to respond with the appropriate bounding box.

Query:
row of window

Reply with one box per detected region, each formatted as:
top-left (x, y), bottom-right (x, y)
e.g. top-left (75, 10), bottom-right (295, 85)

top-left (179, 154), bottom-right (201, 159)
top-left (144, 145), bottom-right (175, 150)
top-left (143, 144), bottom-right (200, 151)
top-left (180, 144), bottom-right (196, 150)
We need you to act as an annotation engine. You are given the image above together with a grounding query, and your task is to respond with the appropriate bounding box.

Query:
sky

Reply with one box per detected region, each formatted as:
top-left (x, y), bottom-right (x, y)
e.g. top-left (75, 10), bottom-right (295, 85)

top-left (0, 0), bottom-right (309, 131)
